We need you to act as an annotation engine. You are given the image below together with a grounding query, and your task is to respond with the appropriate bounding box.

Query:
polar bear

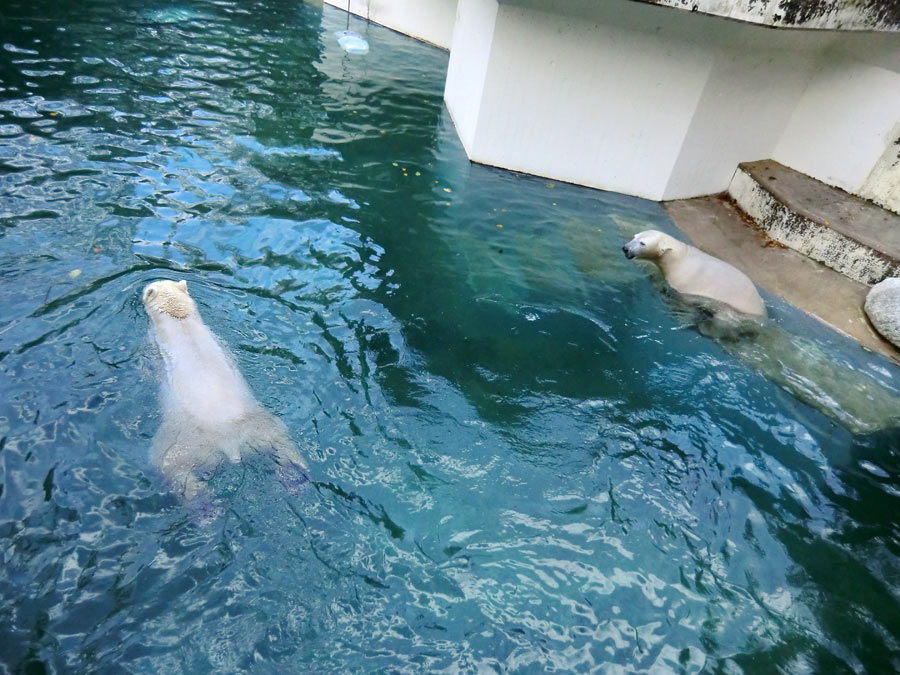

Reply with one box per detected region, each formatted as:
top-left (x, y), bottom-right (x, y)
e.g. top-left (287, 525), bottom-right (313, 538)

top-left (622, 230), bottom-right (766, 318)
top-left (142, 280), bottom-right (308, 514)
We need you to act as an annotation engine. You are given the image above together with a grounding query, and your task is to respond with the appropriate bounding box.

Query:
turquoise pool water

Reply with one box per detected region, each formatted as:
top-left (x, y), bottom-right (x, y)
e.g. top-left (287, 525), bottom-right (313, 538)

top-left (1, 1), bottom-right (899, 672)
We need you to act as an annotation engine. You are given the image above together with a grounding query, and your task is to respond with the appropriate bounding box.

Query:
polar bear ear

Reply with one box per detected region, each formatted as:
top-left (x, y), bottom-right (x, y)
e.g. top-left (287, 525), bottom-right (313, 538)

top-left (178, 280), bottom-right (188, 291)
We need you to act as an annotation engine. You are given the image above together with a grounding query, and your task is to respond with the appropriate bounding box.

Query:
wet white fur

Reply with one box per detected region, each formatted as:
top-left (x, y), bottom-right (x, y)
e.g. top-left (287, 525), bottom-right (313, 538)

top-left (623, 230), bottom-right (766, 317)
top-left (143, 280), bottom-right (305, 501)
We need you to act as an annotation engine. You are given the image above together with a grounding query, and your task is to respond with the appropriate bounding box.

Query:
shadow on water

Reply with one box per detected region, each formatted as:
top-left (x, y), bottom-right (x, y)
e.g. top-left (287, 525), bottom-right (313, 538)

top-left (1, 0), bottom-right (899, 673)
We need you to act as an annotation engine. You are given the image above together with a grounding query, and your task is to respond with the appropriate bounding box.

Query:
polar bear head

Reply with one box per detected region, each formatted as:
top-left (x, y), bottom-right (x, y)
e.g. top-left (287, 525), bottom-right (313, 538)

top-left (622, 230), bottom-right (680, 261)
top-left (142, 280), bottom-right (197, 320)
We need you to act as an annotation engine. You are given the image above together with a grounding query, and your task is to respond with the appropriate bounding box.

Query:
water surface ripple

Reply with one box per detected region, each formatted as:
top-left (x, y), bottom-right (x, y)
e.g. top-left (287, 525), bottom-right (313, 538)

top-left (1, 1), bottom-right (899, 672)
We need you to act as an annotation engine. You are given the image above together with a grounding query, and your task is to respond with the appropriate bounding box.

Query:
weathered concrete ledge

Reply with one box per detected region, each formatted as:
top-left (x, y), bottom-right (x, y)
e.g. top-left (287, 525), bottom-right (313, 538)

top-left (728, 160), bottom-right (900, 285)
top-left (664, 195), bottom-right (900, 364)
top-left (631, 0), bottom-right (900, 31)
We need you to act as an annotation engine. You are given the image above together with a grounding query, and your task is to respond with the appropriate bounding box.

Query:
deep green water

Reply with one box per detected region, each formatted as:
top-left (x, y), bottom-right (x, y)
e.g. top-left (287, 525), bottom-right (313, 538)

top-left (1, 1), bottom-right (899, 672)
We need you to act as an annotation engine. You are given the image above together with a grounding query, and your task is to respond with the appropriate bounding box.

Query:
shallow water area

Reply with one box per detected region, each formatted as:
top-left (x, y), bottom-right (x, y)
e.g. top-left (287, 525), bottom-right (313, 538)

top-left (1, 1), bottom-right (900, 672)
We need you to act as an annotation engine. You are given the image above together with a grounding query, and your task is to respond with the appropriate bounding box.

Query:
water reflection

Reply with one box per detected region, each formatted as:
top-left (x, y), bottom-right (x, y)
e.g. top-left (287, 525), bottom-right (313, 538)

top-left (0, 1), bottom-right (898, 673)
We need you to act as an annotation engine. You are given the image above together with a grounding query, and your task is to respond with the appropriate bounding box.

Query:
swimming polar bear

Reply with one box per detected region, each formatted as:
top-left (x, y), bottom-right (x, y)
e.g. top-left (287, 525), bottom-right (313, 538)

top-left (622, 232), bottom-right (900, 433)
top-left (142, 280), bottom-right (308, 514)
top-left (622, 230), bottom-right (766, 318)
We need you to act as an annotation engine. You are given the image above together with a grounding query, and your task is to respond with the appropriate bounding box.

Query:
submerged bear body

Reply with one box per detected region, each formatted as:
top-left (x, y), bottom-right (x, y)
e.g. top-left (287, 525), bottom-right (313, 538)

top-left (142, 280), bottom-right (308, 508)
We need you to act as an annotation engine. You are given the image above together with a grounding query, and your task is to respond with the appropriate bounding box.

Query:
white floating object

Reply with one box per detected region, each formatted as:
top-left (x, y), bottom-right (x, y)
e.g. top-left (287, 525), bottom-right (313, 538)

top-left (336, 30), bottom-right (369, 55)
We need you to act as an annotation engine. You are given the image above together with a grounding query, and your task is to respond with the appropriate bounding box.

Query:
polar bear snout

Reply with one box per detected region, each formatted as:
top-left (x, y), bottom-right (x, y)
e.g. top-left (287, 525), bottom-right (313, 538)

top-left (622, 237), bottom-right (647, 260)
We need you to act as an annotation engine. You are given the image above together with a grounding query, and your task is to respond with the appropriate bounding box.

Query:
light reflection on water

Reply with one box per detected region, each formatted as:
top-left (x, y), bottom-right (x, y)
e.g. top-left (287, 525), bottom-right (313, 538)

top-left (0, 1), bottom-right (899, 672)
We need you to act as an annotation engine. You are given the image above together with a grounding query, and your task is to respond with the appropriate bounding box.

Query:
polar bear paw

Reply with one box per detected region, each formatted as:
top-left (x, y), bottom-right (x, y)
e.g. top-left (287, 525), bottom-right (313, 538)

top-left (186, 492), bottom-right (223, 524)
top-left (276, 461), bottom-right (311, 494)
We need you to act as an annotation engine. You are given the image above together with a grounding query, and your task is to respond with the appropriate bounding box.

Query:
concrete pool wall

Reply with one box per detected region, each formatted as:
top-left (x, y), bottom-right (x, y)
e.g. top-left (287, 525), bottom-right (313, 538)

top-left (325, 0), bottom-right (900, 211)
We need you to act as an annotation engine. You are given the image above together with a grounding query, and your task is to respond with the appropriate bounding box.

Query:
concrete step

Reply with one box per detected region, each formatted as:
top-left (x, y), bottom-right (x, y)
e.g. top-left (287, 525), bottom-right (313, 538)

top-left (728, 160), bottom-right (900, 285)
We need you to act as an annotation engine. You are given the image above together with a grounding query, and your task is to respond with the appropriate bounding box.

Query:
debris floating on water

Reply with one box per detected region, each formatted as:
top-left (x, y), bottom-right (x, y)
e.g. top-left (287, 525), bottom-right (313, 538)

top-left (336, 30), bottom-right (369, 55)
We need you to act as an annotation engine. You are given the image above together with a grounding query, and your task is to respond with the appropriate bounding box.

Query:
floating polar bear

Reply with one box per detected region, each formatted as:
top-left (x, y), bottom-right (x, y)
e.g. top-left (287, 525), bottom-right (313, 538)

top-left (622, 230), bottom-right (766, 318)
top-left (142, 280), bottom-right (308, 513)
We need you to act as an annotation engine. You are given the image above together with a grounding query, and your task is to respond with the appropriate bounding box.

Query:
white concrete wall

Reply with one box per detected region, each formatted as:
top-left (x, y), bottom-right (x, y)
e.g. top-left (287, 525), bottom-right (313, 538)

top-left (445, 0), bottom-right (841, 201)
top-left (444, 0), bottom-right (499, 152)
top-left (448, 0), bottom-right (722, 200)
top-left (773, 50), bottom-right (900, 198)
top-left (323, 0), bottom-right (458, 49)
top-left (483, 3), bottom-right (716, 200)
top-left (663, 40), bottom-right (822, 200)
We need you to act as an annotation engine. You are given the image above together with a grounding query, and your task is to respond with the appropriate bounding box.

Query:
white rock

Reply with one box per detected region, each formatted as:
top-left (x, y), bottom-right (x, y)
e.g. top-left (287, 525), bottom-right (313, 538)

top-left (865, 277), bottom-right (900, 348)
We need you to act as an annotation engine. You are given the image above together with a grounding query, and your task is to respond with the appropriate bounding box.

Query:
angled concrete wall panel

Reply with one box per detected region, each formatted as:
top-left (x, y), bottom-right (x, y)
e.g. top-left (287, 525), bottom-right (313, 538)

top-left (861, 134), bottom-right (900, 214)
top-left (663, 41), bottom-right (823, 200)
top-left (774, 54), bottom-right (900, 196)
top-left (444, 0), bottom-right (500, 153)
top-left (448, 0), bottom-right (719, 200)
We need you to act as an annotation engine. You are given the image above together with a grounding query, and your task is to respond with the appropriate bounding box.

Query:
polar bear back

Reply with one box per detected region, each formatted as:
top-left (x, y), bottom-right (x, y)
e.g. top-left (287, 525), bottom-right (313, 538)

top-left (666, 244), bottom-right (766, 317)
top-left (154, 314), bottom-right (257, 426)
top-left (143, 280), bottom-right (258, 426)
